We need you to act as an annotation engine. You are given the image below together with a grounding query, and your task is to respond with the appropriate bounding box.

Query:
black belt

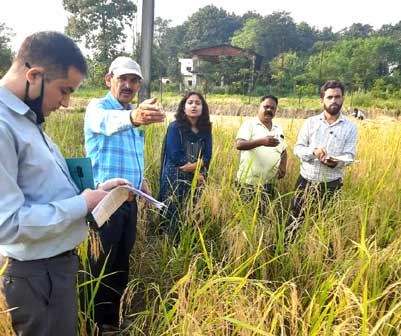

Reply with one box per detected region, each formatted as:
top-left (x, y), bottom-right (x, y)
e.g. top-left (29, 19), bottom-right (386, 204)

top-left (52, 249), bottom-right (76, 258)
top-left (14, 249), bottom-right (76, 261)
top-left (0, 249), bottom-right (76, 267)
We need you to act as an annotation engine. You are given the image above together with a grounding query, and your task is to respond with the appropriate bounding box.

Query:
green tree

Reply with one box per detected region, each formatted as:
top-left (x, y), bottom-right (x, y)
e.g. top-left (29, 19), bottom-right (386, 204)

top-left (0, 23), bottom-right (13, 77)
top-left (270, 51), bottom-right (303, 94)
top-left (295, 22), bottom-right (319, 55)
top-left (371, 78), bottom-right (388, 98)
top-left (233, 11), bottom-right (299, 61)
top-left (157, 5), bottom-right (244, 89)
top-left (231, 17), bottom-right (264, 55)
top-left (260, 11), bottom-right (298, 61)
top-left (180, 5), bottom-right (242, 51)
top-left (295, 83), bottom-right (316, 107)
top-left (151, 17), bottom-right (172, 80)
top-left (377, 21), bottom-right (401, 40)
top-left (339, 23), bottom-right (374, 39)
top-left (84, 57), bottom-right (109, 88)
top-left (305, 36), bottom-right (401, 90)
top-left (63, 0), bottom-right (136, 63)
top-left (219, 55), bottom-right (252, 93)
top-left (149, 19), bottom-right (186, 83)
top-left (196, 60), bottom-right (220, 93)
top-left (317, 26), bottom-right (338, 41)
top-left (386, 68), bottom-right (401, 94)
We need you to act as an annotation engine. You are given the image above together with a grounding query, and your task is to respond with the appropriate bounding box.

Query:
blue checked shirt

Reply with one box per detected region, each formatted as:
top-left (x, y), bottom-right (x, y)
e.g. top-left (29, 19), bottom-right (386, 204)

top-left (84, 92), bottom-right (144, 189)
top-left (294, 112), bottom-right (357, 183)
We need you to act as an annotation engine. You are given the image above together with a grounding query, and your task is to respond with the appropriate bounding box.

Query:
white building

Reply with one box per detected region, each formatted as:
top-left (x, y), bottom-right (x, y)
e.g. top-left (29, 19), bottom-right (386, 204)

top-left (178, 58), bottom-right (196, 87)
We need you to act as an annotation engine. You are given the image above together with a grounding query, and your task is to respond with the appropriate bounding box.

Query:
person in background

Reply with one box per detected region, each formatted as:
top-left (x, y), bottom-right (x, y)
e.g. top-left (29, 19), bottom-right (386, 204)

top-left (235, 95), bottom-right (287, 210)
top-left (285, 80), bottom-right (358, 243)
top-left (352, 107), bottom-right (366, 120)
top-left (159, 91), bottom-right (212, 240)
top-left (83, 56), bottom-right (165, 332)
top-left (0, 31), bottom-right (128, 336)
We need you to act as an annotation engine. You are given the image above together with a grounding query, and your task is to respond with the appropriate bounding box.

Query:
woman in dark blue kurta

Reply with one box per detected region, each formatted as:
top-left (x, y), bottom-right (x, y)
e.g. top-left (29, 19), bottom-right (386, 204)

top-left (159, 91), bottom-right (212, 238)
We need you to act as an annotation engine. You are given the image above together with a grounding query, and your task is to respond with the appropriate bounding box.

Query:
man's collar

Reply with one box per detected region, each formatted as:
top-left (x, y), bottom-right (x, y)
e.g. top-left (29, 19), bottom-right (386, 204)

top-left (255, 117), bottom-right (278, 129)
top-left (319, 111), bottom-right (345, 124)
top-left (0, 86), bottom-right (40, 124)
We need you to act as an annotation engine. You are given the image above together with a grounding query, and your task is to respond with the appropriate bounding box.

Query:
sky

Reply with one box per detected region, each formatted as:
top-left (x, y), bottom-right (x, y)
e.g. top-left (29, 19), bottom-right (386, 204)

top-left (1, 0), bottom-right (399, 53)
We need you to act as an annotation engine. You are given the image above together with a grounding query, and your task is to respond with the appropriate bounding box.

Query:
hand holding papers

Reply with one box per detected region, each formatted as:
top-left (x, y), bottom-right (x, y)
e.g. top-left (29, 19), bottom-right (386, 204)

top-left (92, 185), bottom-right (166, 228)
top-left (326, 155), bottom-right (356, 163)
top-left (314, 154), bottom-right (357, 163)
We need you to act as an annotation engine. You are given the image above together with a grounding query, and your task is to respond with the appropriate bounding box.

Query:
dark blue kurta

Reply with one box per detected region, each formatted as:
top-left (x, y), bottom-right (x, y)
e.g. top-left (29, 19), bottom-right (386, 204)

top-left (159, 120), bottom-right (212, 237)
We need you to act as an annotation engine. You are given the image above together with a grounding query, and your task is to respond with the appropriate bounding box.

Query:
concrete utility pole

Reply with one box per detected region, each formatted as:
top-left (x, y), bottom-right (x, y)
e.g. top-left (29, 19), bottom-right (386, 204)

top-left (138, 0), bottom-right (155, 103)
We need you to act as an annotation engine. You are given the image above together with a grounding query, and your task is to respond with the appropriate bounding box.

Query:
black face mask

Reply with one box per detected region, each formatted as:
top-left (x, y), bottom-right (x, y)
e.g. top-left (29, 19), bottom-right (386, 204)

top-left (24, 62), bottom-right (45, 124)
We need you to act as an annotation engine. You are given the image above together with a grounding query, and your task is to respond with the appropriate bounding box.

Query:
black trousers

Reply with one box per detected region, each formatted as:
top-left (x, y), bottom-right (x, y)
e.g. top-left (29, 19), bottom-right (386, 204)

top-left (82, 200), bottom-right (137, 327)
top-left (0, 251), bottom-right (79, 336)
top-left (285, 175), bottom-right (342, 242)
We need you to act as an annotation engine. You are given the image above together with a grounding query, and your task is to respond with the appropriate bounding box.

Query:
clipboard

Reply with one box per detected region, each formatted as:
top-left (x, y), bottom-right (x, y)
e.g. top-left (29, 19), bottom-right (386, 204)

top-left (65, 157), bottom-right (95, 192)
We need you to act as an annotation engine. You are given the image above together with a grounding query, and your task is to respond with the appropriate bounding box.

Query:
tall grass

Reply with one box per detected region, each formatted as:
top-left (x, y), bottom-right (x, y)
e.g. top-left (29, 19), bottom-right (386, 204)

top-left (126, 116), bottom-right (401, 335)
top-left (50, 112), bottom-right (401, 335)
top-left (0, 258), bottom-right (13, 335)
top-left (74, 89), bottom-right (401, 119)
top-left (1, 108), bottom-right (400, 335)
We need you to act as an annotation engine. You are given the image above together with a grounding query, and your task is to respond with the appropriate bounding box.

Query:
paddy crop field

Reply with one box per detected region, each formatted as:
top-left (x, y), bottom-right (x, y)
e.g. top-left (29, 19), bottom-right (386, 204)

top-left (1, 100), bottom-right (401, 335)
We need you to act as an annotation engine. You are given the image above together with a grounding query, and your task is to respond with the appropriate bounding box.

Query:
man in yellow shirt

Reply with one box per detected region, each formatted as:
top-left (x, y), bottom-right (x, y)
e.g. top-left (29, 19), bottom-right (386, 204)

top-left (236, 95), bottom-right (287, 207)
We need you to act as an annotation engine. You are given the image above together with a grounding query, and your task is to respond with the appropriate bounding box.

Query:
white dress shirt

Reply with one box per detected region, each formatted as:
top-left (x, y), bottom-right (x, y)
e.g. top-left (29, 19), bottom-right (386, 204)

top-left (294, 112), bottom-right (357, 182)
top-left (0, 86), bottom-right (88, 261)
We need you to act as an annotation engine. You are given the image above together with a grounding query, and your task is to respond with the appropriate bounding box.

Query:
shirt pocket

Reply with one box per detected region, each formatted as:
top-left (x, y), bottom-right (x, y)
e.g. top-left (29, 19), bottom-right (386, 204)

top-left (1, 273), bottom-right (51, 307)
top-left (328, 133), bottom-right (347, 156)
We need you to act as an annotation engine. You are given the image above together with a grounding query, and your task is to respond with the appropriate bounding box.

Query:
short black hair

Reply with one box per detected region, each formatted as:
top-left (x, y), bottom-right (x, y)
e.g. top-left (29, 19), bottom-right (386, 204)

top-left (16, 31), bottom-right (87, 81)
top-left (260, 94), bottom-right (278, 105)
top-left (320, 80), bottom-right (344, 98)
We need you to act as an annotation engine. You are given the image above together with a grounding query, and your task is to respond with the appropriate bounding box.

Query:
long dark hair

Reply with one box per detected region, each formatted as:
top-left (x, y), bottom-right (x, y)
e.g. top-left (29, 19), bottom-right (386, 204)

top-left (175, 91), bottom-right (212, 135)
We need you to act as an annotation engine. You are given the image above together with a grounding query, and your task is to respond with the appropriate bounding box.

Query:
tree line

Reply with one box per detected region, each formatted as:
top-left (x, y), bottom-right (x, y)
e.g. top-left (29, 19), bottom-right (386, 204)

top-left (1, 2), bottom-right (400, 97)
top-left (151, 6), bottom-right (401, 97)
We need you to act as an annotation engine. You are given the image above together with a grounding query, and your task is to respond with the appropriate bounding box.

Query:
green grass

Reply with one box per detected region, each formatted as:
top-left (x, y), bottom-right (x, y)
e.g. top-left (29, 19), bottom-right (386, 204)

top-left (1, 106), bottom-right (401, 335)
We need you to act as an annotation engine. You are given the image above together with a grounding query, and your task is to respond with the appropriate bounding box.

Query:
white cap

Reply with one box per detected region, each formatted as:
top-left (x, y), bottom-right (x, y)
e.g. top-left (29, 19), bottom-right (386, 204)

top-left (108, 56), bottom-right (143, 79)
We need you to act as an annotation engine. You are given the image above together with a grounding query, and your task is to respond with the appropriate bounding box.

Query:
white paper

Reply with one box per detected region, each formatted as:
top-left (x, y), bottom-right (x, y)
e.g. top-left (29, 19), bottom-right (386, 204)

top-left (127, 186), bottom-right (167, 210)
top-left (314, 155), bottom-right (357, 163)
top-left (92, 185), bottom-right (166, 228)
top-left (328, 155), bottom-right (355, 163)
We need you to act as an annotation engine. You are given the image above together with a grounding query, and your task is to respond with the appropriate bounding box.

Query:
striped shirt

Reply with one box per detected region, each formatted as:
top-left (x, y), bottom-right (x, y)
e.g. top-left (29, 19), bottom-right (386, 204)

top-left (294, 112), bottom-right (357, 182)
top-left (84, 92), bottom-right (144, 189)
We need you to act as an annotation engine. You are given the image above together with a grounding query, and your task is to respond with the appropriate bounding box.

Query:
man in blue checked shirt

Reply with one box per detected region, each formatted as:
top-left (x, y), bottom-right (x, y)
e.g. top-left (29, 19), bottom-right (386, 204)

top-left (83, 56), bottom-right (165, 331)
top-left (285, 80), bottom-right (357, 243)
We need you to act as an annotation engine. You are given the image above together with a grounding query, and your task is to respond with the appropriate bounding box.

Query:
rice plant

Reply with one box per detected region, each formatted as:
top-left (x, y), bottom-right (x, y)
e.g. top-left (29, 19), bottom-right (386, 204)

top-left (1, 106), bottom-right (400, 335)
